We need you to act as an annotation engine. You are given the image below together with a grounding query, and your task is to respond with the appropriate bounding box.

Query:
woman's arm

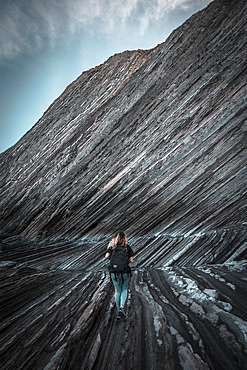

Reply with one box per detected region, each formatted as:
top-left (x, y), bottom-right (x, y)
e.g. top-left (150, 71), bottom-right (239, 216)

top-left (127, 245), bottom-right (134, 264)
top-left (105, 252), bottom-right (111, 260)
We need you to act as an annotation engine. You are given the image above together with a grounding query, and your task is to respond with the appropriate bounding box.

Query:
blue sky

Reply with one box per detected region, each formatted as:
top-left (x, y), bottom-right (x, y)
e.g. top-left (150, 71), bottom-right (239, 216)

top-left (0, 0), bottom-right (212, 153)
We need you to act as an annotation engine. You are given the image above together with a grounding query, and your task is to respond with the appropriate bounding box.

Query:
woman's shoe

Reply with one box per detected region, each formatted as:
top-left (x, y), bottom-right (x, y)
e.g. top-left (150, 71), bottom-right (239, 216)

top-left (116, 311), bottom-right (121, 319)
top-left (119, 307), bottom-right (127, 317)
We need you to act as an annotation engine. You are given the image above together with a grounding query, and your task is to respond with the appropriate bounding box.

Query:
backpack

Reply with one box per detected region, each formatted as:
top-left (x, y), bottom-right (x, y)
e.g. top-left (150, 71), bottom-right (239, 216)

top-left (109, 245), bottom-right (130, 281)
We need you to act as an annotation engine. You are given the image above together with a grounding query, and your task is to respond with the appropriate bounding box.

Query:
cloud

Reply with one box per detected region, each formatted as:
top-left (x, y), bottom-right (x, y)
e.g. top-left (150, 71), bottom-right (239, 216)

top-left (0, 0), bottom-right (208, 62)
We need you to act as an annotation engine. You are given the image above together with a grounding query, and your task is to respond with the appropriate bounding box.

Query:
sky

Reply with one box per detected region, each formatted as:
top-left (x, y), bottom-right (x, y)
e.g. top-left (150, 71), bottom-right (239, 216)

top-left (0, 0), bottom-right (212, 153)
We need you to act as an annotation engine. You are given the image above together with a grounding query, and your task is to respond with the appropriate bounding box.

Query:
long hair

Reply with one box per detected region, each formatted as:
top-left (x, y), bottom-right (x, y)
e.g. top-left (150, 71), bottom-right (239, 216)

top-left (108, 231), bottom-right (127, 249)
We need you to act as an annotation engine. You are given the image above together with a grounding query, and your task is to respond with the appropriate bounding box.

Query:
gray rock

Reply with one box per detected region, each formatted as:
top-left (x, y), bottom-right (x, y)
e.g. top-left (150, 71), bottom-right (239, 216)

top-left (0, 0), bottom-right (247, 369)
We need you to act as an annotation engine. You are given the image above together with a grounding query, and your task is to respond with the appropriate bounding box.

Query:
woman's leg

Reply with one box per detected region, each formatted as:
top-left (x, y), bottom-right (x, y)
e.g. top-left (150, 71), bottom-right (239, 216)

top-left (120, 273), bottom-right (129, 308)
top-left (111, 273), bottom-right (122, 311)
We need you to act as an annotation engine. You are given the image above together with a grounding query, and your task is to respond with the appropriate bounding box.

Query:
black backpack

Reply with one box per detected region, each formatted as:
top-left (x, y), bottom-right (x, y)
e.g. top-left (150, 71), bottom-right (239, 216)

top-left (109, 245), bottom-right (130, 281)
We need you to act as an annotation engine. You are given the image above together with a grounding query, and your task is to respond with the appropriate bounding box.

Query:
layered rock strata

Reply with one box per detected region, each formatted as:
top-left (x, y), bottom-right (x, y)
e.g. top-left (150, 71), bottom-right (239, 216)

top-left (0, 0), bottom-right (247, 369)
top-left (0, 0), bottom-right (247, 241)
top-left (0, 241), bottom-right (247, 370)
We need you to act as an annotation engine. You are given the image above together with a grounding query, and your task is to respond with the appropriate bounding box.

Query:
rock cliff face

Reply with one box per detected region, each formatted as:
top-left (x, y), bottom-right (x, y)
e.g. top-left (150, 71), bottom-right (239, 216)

top-left (1, 0), bottom-right (246, 242)
top-left (0, 0), bottom-right (247, 369)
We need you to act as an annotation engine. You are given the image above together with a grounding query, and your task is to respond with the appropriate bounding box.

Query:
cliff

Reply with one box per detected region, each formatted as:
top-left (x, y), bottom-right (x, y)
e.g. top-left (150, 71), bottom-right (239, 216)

top-left (0, 0), bottom-right (247, 369)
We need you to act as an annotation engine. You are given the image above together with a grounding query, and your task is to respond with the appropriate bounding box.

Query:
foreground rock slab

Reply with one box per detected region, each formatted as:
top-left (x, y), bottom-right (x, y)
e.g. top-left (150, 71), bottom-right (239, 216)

top-left (0, 243), bottom-right (246, 370)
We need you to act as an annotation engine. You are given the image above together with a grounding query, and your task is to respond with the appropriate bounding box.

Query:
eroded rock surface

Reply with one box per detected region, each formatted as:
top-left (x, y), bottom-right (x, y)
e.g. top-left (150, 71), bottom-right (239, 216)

top-left (0, 240), bottom-right (247, 369)
top-left (0, 0), bottom-right (247, 368)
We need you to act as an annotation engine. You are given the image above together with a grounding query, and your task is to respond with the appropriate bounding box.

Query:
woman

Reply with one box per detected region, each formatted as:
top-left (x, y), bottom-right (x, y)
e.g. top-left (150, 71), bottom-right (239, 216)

top-left (105, 231), bottom-right (134, 319)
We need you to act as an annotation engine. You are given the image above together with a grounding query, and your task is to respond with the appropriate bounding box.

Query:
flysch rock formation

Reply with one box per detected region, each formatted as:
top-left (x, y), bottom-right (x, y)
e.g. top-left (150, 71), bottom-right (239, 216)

top-left (0, 0), bottom-right (247, 369)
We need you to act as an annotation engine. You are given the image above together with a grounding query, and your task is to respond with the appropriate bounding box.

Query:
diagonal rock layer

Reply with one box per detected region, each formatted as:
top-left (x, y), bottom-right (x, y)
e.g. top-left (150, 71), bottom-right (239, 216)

top-left (0, 0), bottom-right (246, 242)
top-left (0, 0), bottom-right (247, 369)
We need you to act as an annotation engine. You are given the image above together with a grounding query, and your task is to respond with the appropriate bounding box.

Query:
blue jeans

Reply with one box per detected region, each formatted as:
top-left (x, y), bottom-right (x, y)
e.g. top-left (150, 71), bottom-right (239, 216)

top-left (111, 273), bottom-right (129, 311)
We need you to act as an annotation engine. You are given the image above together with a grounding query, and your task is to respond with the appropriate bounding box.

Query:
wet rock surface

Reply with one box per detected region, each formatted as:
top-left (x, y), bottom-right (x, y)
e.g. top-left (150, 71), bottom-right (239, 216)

top-left (0, 0), bottom-right (247, 368)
